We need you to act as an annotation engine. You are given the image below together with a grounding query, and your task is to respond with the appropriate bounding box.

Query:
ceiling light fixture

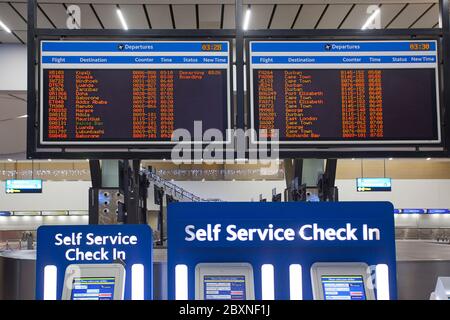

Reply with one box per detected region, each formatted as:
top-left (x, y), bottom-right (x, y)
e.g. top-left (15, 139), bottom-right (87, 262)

top-left (0, 19), bottom-right (12, 33)
top-left (243, 8), bottom-right (251, 30)
top-left (426, 157), bottom-right (431, 161)
top-left (17, 114), bottom-right (28, 118)
top-left (116, 9), bottom-right (128, 30)
top-left (361, 9), bottom-right (380, 30)
top-left (7, 158), bottom-right (13, 162)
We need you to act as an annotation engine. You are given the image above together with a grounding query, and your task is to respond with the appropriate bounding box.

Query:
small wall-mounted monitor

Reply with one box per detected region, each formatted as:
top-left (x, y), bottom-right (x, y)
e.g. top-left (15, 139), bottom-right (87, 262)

top-left (5, 179), bottom-right (43, 194)
top-left (61, 263), bottom-right (125, 300)
top-left (356, 178), bottom-right (391, 192)
top-left (195, 263), bottom-right (255, 300)
top-left (311, 262), bottom-right (375, 300)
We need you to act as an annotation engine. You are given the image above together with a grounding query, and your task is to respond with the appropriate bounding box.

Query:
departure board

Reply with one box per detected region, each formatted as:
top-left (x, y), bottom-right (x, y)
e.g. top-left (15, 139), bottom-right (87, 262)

top-left (39, 41), bottom-right (231, 145)
top-left (249, 40), bottom-right (441, 145)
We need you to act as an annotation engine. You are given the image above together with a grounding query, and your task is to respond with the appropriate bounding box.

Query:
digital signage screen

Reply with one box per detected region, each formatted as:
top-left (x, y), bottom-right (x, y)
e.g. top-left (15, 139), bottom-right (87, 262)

top-left (203, 275), bottom-right (246, 300)
top-left (70, 277), bottom-right (115, 300)
top-left (321, 275), bottom-right (366, 300)
top-left (249, 40), bottom-right (440, 146)
top-left (6, 179), bottom-right (43, 194)
top-left (39, 41), bottom-right (231, 146)
top-left (356, 177), bottom-right (392, 192)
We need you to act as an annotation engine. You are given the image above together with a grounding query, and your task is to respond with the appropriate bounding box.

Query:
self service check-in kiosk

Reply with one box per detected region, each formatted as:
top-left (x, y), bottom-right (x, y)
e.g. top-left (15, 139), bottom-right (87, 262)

top-left (168, 202), bottom-right (397, 300)
top-left (195, 263), bottom-right (255, 300)
top-left (61, 263), bottom-right (126, 300)
top-left (36, 225), bottom-right (153, 300)
top-left (311, 262), bottom-right (375, 300)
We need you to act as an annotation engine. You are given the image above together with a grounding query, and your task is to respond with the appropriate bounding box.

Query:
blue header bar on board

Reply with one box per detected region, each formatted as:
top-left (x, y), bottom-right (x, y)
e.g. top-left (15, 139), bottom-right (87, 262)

top-left (251, 55), bottom-right (436, 64)
top-left (42, 56), bottom-right (229, 64)
top-left (41, 41), bottom-right (229, 53)
top-left (250, 41), bottom-right (436, 53)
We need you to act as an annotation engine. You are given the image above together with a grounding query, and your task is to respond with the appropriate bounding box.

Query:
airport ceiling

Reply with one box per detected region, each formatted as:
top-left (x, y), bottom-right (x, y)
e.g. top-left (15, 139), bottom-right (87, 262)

top-left (0, 0), bottom-right (444, 157)
top-left (0, 0), bottom-right (443, 44)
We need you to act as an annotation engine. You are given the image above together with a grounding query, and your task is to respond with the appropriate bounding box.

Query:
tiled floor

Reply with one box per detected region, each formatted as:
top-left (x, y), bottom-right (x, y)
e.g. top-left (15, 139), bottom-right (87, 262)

top-left (397, 240), bottom-right (450, 261)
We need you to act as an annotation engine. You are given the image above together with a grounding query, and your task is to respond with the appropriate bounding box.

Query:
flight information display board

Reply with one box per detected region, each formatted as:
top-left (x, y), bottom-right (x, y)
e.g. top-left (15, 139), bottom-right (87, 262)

top-left (249, 40), bottom-right (441, 145)
top-left (39, 41), bottom-right (231, 145)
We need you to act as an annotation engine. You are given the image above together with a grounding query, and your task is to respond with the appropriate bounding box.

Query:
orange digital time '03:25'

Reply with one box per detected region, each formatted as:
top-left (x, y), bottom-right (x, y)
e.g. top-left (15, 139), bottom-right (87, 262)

top-left (201, 43), bottom-right (223, 51)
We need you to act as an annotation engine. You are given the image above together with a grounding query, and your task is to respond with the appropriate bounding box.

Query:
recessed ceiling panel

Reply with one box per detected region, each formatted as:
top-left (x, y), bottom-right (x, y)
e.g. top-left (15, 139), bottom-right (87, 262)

top-left (93, 4), bottom-right (122, 29)
top-left (269, 4), bottom-right (300, 29)
top-left (411, 4), bottom-right (438, 28)
top-left (223, 4), bottom-right (235, 29)
top-left (11, 2), bottom-right (53, 29)
top-left (340, 4), bottom-right (379, 29)
top-left (173, 5), bottom-right (196, 29)
top-left (39, 4), bottom-right (68, 29)
top-left (0, 3), bottom-right (27, 30)
top-left (14, 31), bottom-right (27, 43)
top-left (0, 31), bottom-right (20, 43)
top-left (248, 5), bottom-right (273, 30)
top-left (293, 5), bottom-right (326, 29)
top-left (316, 4), bottom-right (353, 29)
top-left (378, 4), bottom-right (405, 28)
top-left (120, 5), bottom-right (149, 29)
top-left (199, 4), bottom-right (221, 29)
top-left (146, 5), bottom-right (173, 29)
top-left (387, 4), bottom-right (430, 28)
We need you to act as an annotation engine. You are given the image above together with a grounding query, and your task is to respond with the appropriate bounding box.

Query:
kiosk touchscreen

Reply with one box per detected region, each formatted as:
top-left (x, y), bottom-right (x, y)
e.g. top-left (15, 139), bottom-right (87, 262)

top-left (61, 263), bottom-right (126, 300)
top-left (311, 262), bottom-right (375, 300)
top-left (195, 263), bottom-right (255, 300)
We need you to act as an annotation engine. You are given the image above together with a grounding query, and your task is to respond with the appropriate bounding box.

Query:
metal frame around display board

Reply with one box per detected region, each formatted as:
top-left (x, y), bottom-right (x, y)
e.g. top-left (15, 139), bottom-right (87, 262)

top-left (27, 0), bottom-right (450, 159)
